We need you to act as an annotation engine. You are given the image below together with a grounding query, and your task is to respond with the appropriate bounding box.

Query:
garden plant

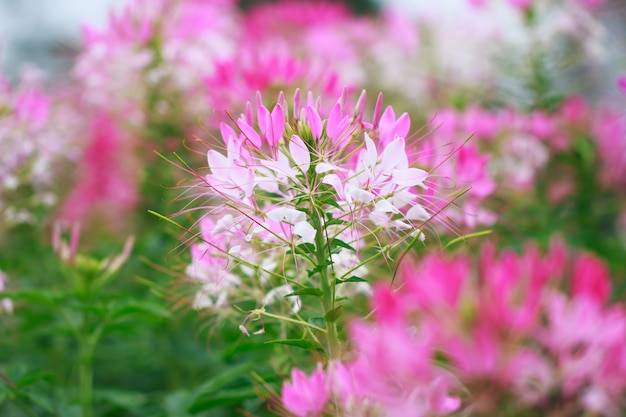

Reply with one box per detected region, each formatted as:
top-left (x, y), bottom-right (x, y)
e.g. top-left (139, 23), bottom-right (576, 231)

top-left (1, 0), bottom-right (626, 416)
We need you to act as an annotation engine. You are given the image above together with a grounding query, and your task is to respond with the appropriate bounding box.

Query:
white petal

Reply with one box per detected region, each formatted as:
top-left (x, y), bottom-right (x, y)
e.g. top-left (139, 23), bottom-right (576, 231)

top-left (393, 168), bottom-right (428, 188)
top-left (381, 136), bottom-right (405, 171)
top-left (389, 191), bottom-right (417, 209)
top-left (374, 199), bottom-right (399, 213)
top-left (289, 134), bottom-right (310, 172)
top-left (267, 207), bottom-right (306, 224)
top-left (369, 210), bottom-right (390, 226)
top-left (316, 163), bottom-right (342, 174)
top-left (363, 132), bottom-right (378, 170)
top-left (345, 184), bottom-right (375, 204)
top-left (207, 150), bottom-right (231, 181)
top-left (293, 221), bottom-right (317, 244)
top-left (322, 174), bottom-right (345, 199)
top-left (406, 204), bottom-right (430, 222)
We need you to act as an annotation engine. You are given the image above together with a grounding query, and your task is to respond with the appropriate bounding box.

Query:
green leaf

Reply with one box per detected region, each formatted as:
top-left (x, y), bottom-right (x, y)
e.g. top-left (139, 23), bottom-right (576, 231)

top-left (310, 263), bottom-right (332, 275)
top-left (325, 218), bottom-right (344, 227)
top-left (264, 339), bottom-right (323, 350)
top-left (324, 306), bottom-right (343, 323)
top-left (26, 389), bottom-right (56, 413)
top-left (322, 198), bottom-right (341, 210)
top-left (329, 238), bottom-right (355, 253)
top-left (295, 243), bottom-right (316, 254)
top-left (306, 317), bottom-right (326, 330)
top-left (285, 288), bottom-right (323, 298)
top-left (337, 276), bottom-right (367, 284)
top-left (287, 242), bottom-right (317, 257)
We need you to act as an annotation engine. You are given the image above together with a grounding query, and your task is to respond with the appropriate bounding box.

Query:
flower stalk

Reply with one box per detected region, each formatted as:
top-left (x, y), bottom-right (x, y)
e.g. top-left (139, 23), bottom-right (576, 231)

top-left (312, 207), bottom-right (340, 360)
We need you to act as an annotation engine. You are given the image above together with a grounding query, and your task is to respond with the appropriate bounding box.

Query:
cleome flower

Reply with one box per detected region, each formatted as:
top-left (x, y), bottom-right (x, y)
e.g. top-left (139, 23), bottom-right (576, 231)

top-left (390, 243), bottom-right (626, 416)
top-left (181, 90), bottom-right (448, 317)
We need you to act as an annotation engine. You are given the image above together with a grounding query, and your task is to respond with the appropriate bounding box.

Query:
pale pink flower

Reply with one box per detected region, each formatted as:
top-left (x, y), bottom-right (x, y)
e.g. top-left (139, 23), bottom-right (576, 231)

top-left (183, 90), bottom-right (451, 315)
top-left (0, 69), bottom-right (77, 227)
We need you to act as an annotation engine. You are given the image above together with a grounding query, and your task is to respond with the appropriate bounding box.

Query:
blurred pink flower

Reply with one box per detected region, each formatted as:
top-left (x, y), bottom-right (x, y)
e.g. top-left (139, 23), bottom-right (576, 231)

top-left (61, 114), bottom-right (137, 227)
top-left (282, 365), bottom-right (330, 417)
top-left (394, 243), bottom-right (626, 415)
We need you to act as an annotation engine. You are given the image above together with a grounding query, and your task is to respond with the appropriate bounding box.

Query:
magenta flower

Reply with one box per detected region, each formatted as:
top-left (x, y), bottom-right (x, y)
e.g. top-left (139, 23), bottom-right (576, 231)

top-left (60, 113), bottom-right (138, 228)
top-left (392, 244), bottom-right (626, 416)
top-left (280, 290), bottom-right (461, 417)
top-left (282, 365), bottom-right (330, 417)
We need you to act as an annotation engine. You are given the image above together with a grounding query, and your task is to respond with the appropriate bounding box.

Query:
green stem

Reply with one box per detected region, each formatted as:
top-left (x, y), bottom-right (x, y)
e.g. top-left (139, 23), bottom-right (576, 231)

top-left (252, 309), bottom-right (327, 333)
top-left (78, 311), bottom-right (99, 417)
top-left (313, 210), bottom-right (340, 360)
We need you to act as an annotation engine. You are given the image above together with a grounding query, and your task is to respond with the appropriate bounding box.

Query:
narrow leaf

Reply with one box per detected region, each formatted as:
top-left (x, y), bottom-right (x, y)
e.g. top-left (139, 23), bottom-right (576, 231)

top-left (324, 306), bottom-right (343, 323)
top-left (337, 276), bottom-right (367, 284)
top-left (330, 238), bottom-right (355, 252)
top-left (285, 288), bottom-right (323, 298)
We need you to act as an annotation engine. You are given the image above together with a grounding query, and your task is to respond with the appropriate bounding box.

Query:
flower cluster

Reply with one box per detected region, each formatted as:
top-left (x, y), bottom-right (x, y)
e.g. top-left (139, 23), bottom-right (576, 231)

top-left (428, 102), bottom-right (573, 192)
top-left (184, 90), bottom-right (439, 314)
top-left (421, 94), bottom-right (626, 235)
top-left (381, 0), bottom-right (607, 111)
top-left (282, 340), bottom-right (460, 417)
top-left (0, 69), bottom-right (78, 228)
top-left (282, 243), bottom-right (626, 417)
top-left (393, 244), bottom-right (626, 416)
top-left (75, 0), bottom-right (237, 126)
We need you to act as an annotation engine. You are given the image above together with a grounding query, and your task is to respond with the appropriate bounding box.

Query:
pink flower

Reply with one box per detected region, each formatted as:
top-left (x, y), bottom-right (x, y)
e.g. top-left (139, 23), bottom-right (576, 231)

top-left (282, 365), bottom-right (330, 417)
top-left (61, 113), bottom-right (138, 227)
top-left (571, 254), bottom-right (611, 304)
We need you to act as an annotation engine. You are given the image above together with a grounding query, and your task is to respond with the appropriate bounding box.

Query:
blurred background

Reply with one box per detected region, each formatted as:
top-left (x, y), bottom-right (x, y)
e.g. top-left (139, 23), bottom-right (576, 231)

top-left (2, 0), bottom-right (625, 84)
top-left (0, 0), bottom-right (381, 81)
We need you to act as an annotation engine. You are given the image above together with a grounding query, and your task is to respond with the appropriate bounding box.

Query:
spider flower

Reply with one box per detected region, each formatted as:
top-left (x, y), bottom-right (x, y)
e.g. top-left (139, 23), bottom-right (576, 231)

top-left (182, 90), bottom-right (446, 313)
top-left (393, 244), bottom-right (626, 416)
top-left (280, 287), bottom-right (461, 417)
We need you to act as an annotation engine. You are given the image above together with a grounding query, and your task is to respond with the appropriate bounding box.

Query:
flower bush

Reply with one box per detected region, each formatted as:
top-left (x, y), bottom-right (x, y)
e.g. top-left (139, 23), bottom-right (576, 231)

top-left (0, 0), bottom-right (625, 416)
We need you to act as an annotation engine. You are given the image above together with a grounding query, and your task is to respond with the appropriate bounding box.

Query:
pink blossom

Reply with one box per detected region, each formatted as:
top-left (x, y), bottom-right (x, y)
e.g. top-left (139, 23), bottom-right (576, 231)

top-left (394, 244), bottom-right (626, 415)
top-left (282, 365), bottom-right (330, 417)
top-left (571, 254), bottom-right (611, 304)
top-left (183, 90), bottom-right (453, 315)
top-left (61, 114), bottom-right (138, 227)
